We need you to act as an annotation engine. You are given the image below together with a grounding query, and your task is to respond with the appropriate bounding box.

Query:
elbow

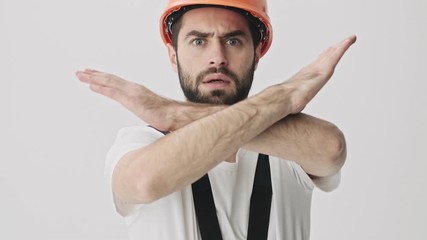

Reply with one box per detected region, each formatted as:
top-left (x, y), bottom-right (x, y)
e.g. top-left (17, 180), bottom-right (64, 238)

top-left (324, 125), bottom-right (347, 174)
top-left (130, 161), bottom-right (176, 204)
top-left (113, 163), bottom-right (164, 205)
top-left (311, 124), bottom-right (347, 177)
top-left (133, 174), bottom-right (163, 204)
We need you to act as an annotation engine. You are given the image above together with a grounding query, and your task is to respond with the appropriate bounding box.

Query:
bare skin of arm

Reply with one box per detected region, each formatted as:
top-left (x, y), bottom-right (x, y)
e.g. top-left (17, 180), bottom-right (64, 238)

top-left (77, 35), bottom-right (356, 203)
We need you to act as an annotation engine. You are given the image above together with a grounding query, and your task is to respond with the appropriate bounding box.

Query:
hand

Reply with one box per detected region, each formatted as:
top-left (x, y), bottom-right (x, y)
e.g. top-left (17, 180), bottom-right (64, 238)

top-left (284, 35), bottom-right (357, 114)
top-left (76, 69), bottom-right (176, 131)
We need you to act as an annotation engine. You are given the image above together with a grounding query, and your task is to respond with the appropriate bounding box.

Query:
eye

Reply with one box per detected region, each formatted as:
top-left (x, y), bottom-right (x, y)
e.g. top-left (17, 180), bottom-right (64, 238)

top-left (226, 38), bottom-right (241, 46)
top-left (192, 38), bottom-right (205, 46)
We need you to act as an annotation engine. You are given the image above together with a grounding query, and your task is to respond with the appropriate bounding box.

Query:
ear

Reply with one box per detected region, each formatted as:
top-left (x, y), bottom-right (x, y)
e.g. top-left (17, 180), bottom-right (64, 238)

top-left (254, 44), bottom-right (262, 70)
top-left (166, 43), bottom-right (178, 73)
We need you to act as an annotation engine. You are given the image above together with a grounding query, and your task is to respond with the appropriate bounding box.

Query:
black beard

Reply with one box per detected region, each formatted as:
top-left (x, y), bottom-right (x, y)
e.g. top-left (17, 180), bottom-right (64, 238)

top-left (178, 62), bottom-right (255, 105)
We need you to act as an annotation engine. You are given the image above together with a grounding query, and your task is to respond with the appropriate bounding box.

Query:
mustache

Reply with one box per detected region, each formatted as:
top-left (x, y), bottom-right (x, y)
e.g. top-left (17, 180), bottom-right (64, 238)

top-left (196, 67), bottom-right (239, 84)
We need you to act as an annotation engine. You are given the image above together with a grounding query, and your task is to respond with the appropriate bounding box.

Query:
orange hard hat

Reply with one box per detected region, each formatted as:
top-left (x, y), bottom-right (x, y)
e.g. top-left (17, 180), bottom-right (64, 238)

top-left (160, 0), bottom-right (273, 57)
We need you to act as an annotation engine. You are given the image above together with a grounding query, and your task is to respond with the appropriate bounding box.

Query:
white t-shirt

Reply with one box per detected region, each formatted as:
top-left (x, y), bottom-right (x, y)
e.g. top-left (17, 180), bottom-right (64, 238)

top-left (105, 126), bottom-right (340, 240)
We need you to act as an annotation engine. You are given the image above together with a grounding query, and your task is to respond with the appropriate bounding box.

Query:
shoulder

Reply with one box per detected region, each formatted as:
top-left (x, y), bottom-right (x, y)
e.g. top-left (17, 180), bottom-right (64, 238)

top-left (105, 125), bottom-right (164, 183)
top-left (113, 125), bottom-right (164, 144)
top-left (107, 125), bottom-right (164, 162)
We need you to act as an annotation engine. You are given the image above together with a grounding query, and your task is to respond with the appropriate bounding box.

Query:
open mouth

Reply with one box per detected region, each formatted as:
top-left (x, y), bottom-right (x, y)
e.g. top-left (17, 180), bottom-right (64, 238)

top-left (203, 73), bottom-right (232, 84)
top-left (207, 79), bottom-right (227, 83)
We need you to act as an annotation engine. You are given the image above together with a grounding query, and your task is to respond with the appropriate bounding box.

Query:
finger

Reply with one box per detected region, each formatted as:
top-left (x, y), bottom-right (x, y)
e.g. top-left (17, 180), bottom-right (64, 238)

top-left (315, 35), bottom-right (357, 69)
top-left (76, 70), bottom-right (129, 90)
top-left (89, 84), bottom-right (128, 103)
top-left (84, 68), bottom-right (99, 73)
top-left (328, 35), bottom-right (356, 65)
top-left (288, 35), bottom-right (357, 84)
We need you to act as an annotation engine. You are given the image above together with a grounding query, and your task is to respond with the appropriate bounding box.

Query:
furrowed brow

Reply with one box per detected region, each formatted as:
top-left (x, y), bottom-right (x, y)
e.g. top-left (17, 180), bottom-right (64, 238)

top-left (184, 30), bottom-right (213, 40)
top-left (184, 30), bottom-right (247, 40)
top-left (220, 30), bottom-right (247, 39)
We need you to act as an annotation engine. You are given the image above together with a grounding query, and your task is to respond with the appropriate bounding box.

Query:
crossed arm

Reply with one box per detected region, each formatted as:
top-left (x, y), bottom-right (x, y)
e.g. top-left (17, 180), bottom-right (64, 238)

top-left (77, 35), bottom-right (356, 204)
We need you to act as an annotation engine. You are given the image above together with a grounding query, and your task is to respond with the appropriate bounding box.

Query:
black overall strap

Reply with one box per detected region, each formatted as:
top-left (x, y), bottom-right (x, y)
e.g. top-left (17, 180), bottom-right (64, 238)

top-left (192, 154), bottom-right (272, 240)
top-left (247, 153), bottom-right (272, 240)
top-left (192, 174), bottom-right (223, 240)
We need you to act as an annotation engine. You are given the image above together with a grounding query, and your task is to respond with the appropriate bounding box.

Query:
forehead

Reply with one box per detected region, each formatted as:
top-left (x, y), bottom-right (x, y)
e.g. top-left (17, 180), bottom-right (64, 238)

top-left (179, 7), bottom-right (251, 35)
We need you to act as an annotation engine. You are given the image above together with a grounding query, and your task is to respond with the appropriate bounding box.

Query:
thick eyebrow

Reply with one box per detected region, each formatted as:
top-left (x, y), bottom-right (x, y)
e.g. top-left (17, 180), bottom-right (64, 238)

top-left (184, 30), bottom-right (213, 40)
top-left (219, 30), bottom-right (247, 39)
top-left (184, 30), bottom-right (248, 40)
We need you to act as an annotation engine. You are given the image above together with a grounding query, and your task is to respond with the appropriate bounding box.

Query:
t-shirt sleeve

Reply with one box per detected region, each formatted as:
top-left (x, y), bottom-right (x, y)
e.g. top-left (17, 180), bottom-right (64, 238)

top-left (311, 171), bottom-right (341, 192)
top-left (104, 126), bottom-right (163, 216)
top-left (287, 161), bottom-right (341, 192)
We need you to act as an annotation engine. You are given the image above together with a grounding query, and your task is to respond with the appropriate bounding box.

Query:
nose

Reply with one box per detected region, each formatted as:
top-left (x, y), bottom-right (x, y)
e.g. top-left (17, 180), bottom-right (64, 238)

top-left (208, 42), bottom-right (228, 67)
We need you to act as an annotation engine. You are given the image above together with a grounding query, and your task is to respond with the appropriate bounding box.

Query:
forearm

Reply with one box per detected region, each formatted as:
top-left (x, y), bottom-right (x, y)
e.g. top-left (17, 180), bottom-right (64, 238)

top-left (168, 101), bottom-right (225, 131)
top-left (243, 113), bottom-right (346, 177)
top-left (113, 85), bottom-right (291, 203)
top-left (170, 102), bottom-right (346, 177)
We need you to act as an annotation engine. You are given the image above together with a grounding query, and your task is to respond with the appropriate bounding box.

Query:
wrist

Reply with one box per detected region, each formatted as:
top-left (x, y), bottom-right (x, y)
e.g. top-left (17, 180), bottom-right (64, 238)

top-left (251, 83), bottom-right (294, 118)
top-left (171, 102), bottom-right (225, 131)
top-left (165, 100), bottom-right (182, 131)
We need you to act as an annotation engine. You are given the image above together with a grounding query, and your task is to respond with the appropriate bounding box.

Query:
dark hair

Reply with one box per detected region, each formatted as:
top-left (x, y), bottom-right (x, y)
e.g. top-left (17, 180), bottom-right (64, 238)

top-left (167, 5), bottom-right (265, 50)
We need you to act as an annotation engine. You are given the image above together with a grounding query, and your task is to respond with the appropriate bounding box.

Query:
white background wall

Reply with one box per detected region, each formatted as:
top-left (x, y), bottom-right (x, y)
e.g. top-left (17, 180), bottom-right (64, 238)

top-left (1, 0), bottom-right (426, 239)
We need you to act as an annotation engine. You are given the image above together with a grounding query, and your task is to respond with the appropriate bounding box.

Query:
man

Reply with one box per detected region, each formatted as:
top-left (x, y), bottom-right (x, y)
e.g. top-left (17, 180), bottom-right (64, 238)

top-left (77, 0), bottom-right (356, 239)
